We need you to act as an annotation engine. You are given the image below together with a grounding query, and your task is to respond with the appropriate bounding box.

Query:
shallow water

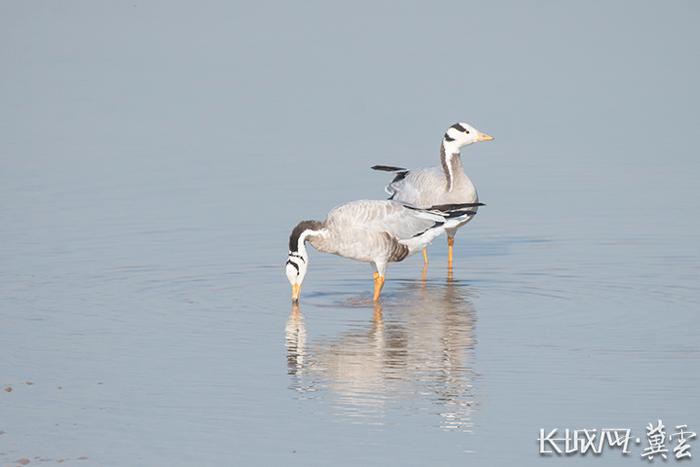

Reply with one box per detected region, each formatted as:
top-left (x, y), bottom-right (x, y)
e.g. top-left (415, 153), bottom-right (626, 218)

top-left (2, 151), bottom-right (698, 466)
top-left (2, 2), bottom-right (700, 466)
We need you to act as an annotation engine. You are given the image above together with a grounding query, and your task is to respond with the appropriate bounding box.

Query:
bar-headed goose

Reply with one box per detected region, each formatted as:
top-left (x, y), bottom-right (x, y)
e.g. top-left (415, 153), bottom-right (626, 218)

top-left (372, 122), bottom-right (493, 268)
top-left (286, 200), bottom-right (478, 302)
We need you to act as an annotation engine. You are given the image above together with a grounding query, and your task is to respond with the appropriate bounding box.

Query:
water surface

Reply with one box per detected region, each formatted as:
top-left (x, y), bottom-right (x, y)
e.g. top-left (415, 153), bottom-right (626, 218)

top-left (2, 1), bottom-right (699, 466)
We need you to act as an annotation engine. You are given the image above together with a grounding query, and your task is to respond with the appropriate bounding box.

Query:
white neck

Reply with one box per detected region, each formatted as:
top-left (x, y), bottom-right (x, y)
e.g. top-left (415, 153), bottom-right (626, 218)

top-left (441, 142), bottom-right (463, 192)
top-left (295, 228), bottom-right (326, 259)
top-left (442, 139), bottom-right (462, 156)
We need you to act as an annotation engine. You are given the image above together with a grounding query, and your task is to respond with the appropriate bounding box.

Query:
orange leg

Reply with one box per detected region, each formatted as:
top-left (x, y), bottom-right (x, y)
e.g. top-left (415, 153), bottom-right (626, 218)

top-left (447, 237), bottom-right (455, 269)
top-left (422, 248), bottom-right (429, 265)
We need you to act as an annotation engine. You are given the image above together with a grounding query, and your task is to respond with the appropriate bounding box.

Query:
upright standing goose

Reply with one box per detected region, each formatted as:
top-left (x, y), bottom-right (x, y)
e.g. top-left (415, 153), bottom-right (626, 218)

top-left (372, 122), bottom-right (493, 268)
top-left (285, 200), bottom-right (478, 302)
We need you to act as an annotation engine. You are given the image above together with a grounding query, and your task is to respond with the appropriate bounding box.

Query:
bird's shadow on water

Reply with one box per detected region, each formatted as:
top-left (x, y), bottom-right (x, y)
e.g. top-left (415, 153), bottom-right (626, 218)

top-left (285, 272), bottom-right (479, 431)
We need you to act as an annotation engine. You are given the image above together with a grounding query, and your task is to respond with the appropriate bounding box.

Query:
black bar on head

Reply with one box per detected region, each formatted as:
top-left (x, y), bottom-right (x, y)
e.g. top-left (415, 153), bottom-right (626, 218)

top-left (286, 260), bottom-right (300, 273)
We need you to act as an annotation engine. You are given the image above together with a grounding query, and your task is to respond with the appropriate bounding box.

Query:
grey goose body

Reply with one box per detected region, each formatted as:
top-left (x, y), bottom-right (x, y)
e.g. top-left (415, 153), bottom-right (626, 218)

top-left (372, 122), bottom-right (493, 267)
top-left (285, 200), bottom-right (478, 302)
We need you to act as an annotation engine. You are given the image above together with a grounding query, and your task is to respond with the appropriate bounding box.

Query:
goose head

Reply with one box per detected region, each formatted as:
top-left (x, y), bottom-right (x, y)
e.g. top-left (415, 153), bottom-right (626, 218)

top-left (443, 122), bottom-right (494, 151)
top-left (286, 220), bottom-right (323, 302)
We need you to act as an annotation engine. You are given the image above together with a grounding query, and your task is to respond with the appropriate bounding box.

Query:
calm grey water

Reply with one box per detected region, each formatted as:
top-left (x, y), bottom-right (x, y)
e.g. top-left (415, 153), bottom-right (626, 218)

top-left (2, 2), bottom-right (699, 466)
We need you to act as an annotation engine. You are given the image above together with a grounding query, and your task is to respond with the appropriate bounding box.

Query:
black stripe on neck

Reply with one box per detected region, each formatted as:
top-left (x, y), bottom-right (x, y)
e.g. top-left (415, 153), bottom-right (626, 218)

top-left (289, 220), bottom-right (323, 252)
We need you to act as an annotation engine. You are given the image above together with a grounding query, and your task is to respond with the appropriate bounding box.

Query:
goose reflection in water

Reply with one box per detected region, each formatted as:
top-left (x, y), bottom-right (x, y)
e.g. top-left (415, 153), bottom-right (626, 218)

top-left (285, 277), bottom-right (477, 431)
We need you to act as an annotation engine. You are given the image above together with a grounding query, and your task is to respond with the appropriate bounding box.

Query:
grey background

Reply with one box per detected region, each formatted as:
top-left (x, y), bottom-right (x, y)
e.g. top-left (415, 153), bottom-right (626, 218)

top-left (1, 1), bottom-right (699, 466)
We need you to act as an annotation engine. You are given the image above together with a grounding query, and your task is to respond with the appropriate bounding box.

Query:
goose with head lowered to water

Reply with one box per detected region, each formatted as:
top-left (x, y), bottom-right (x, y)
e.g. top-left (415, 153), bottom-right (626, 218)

top-left (372, 122), bottom-right (493, 269)
top-left (285, 200), bottom-right (480, 303)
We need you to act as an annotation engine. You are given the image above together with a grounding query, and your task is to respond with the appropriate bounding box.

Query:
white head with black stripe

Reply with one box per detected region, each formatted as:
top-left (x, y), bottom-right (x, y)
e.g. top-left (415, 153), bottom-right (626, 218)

top-left (442, 122), bottom-right (494, 153)
top-left (441, 122), bottom-right (494, 192)
top-left (285, 220), bottom-right (323, 302)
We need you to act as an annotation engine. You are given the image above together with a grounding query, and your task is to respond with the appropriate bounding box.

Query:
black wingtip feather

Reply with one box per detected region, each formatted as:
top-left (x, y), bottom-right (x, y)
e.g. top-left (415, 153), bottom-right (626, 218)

top-left (428, 202), bottom-right (485, 211)
top-left (411, 221), bottom-right (445, 238)
top-left (402, 202), bottom-right (481, 220)
top-left (371, 165), bottom-right (407, 172)
top-left (444, 210), bottom-right (476, 219)
top-left (391, 171), bottom-right (409, 183)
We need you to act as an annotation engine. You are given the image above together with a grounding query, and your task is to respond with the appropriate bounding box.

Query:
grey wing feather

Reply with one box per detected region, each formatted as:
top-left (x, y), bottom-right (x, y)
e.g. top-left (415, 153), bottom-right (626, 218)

top-left (326, 200), bottom-right (437, 240)
top-left (315, 199), bottom-right (454, 265)
top-left (386, 167), bottom-right (447, 207)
